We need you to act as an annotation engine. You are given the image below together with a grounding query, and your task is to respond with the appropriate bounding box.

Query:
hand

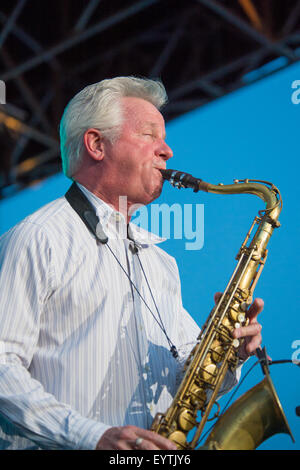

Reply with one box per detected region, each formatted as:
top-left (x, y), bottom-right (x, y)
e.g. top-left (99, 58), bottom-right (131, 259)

top-left (233, 297), bottom-right (263, 360)
top-left (214, 292), bottom-right (263, 361)
top-left (96, 425), bottom-right (177, 450)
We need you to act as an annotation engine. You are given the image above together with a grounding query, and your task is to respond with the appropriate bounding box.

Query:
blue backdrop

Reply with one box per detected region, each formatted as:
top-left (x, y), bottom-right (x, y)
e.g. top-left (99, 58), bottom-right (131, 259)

top-left (1, 61), bottom-right (299, 450)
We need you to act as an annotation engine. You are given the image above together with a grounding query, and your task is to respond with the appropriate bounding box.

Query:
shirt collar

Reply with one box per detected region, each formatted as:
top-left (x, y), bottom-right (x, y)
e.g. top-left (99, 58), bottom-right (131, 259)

top-left (76, 183), bottom-right (166, 247)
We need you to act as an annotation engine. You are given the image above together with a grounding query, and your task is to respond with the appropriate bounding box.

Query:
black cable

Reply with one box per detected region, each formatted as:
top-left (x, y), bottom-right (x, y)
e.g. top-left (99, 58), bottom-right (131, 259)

top-left (105, 242), bottom-right (178, 358)
top-left (218, 359), bottom-right (260, 417)
top-left (269, 359), bottom-right (300, 366)
top-left (136, 251), bottom-right (178, 358)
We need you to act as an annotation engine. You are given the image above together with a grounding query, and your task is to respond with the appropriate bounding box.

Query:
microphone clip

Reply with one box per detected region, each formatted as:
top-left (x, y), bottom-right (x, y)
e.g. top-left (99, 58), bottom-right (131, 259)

top-left (256, 346), bottom-right (270, 376)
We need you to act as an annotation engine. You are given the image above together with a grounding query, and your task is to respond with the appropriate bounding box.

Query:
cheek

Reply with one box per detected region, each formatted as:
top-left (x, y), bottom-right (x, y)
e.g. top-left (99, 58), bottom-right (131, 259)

top-left (131, 147), bottom-right (154, 174)
top-left (113, 141), bottom-right (155, 178)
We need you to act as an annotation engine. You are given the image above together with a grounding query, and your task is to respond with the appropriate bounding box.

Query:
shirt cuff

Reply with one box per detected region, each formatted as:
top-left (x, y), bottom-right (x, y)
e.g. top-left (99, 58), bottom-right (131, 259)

top-left (68, 415), bottom-right (112, 450)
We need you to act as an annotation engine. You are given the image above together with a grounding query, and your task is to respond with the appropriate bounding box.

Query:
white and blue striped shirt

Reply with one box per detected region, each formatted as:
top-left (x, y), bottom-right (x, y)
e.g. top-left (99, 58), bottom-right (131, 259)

top-left (0, 183), bottom-right (241, 450)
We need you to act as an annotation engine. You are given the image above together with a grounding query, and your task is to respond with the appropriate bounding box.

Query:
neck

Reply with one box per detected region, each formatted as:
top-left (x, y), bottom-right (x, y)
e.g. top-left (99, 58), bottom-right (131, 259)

top-left (75, 177), bottom-right (142, 223)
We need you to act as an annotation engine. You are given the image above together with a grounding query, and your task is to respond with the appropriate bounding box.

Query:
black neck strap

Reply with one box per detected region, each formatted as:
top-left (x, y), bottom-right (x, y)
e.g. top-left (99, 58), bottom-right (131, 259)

top-left (65, 182), bottom-right (108, 244)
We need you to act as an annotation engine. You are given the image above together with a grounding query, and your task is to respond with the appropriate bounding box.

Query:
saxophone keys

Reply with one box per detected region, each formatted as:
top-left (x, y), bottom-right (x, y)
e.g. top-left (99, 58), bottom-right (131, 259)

top-left (201, 363), bottom-right (217, 383)
top-left (221, 316), bottom-right (232, 329)
top-left (210, 340), bottom-right (224, 362)
top-left (167, 430), bottom-right (187, 450)
top-left (252, 250), bottom-right (262, 261)
top-left (178, 408), bottom-right (197, 431)
top-left (229, 306), bottom-right (247, 323)
top-left (229, 308), bottom-right (240, 322)
top-left (240, 302), bottom-right (249, 312)
top-left (190, 387), bottom-right (206, 408)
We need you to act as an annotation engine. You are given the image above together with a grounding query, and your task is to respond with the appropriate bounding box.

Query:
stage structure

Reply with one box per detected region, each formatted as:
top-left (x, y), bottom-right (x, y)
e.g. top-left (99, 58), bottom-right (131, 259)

top-left (0, 0), bottom-right (299, 199)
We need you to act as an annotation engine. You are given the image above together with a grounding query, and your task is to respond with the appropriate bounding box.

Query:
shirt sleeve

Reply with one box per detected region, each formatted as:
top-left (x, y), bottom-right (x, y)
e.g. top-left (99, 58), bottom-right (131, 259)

top-left (0, 222), bottom-right (110, 450)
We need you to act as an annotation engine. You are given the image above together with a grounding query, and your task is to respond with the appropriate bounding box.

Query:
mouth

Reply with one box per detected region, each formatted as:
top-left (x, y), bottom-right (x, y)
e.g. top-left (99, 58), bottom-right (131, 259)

top-left (153, 164), bottom-right (166, 170)
top-left (152, 165), bottom-right (167, 187)
top-left (154, 166), bottom-right (165, 179)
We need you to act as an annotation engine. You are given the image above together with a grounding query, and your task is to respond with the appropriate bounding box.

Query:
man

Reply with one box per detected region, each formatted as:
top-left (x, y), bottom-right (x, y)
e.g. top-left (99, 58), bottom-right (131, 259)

top-left (0, 77), bottom-right (263, 450)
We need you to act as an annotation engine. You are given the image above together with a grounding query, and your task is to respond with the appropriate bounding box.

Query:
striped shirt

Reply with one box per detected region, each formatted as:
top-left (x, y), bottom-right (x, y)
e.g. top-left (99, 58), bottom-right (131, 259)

top-left (0, 183), bottom-right (241, 450)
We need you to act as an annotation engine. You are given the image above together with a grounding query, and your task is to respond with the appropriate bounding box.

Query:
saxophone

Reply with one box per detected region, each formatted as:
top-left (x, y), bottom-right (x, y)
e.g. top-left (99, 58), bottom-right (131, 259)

top-left (151, 169), bottom-right (294, 450)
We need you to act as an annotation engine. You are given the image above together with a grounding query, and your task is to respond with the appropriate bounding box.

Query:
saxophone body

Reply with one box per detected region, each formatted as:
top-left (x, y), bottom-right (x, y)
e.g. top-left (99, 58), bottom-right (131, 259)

top-left (151, 169), bottom-right (294, 450)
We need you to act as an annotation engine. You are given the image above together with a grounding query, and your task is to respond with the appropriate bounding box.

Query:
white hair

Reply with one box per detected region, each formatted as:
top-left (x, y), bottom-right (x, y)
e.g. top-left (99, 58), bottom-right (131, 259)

top-left (59, 76), bottom-right (168, 178)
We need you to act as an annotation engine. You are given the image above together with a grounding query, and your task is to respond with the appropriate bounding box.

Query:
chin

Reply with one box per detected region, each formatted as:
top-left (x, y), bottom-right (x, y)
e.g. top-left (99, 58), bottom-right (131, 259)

top-left (134, 179), bottom-right (163, 206)
top-left (149, 186), bottom-right (163, 204)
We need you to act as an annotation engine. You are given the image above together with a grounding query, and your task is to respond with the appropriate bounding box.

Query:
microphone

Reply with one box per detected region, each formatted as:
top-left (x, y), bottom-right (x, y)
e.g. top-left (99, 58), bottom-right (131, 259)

top-left (129, 241), bottom-right (139, 254)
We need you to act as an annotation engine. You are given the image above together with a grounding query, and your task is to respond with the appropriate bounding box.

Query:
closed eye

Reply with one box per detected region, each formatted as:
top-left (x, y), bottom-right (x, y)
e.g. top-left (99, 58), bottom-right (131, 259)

top-left (142, 133), bottom-right (156, 140)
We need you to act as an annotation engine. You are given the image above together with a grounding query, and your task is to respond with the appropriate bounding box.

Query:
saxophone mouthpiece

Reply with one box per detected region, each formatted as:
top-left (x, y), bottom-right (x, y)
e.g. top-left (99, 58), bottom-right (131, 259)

top-left (159, 168), bottom-right (201, 192)
top-left (159, 168), bottom-right (211, 193)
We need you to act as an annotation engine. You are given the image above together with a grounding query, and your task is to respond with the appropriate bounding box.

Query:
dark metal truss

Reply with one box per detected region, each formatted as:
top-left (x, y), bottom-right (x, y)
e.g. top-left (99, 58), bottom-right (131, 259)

top-left (0, 0), bottom-right (300, 199)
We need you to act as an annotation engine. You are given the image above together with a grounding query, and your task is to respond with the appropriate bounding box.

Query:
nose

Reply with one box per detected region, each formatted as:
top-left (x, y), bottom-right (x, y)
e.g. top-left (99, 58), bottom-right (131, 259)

top-left (157, 139), bottom-right (173, 161)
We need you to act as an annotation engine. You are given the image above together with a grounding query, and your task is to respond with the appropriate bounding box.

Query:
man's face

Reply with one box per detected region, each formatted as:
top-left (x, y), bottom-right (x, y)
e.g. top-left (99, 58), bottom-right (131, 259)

top-left (103, 96), bottom-right (173, 206)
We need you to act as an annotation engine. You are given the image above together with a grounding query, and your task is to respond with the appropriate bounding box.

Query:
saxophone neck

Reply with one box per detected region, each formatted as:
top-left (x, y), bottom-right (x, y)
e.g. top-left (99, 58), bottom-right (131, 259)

top-left (208, 179), bottom-right (282, 227)
top-left (160, 169), bottom-right (282, 226)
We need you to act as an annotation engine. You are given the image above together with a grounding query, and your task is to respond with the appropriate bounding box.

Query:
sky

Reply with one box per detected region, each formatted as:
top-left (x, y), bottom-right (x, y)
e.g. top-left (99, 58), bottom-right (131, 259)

top-left (0, 60), bottom-right (299, 450)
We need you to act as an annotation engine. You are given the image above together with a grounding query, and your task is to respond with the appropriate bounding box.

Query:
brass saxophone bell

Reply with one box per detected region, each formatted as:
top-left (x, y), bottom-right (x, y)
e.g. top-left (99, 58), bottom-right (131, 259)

top-left (202, 370), bottom-right (295, 450)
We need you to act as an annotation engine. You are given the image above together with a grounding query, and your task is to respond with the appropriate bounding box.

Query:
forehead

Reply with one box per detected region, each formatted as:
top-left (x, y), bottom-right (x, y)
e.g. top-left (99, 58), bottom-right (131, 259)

top-left (120, 96), bottom-right (165, 130)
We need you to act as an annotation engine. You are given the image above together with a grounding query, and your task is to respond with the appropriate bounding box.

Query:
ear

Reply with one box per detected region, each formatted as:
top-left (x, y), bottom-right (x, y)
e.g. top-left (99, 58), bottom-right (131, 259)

top-left (83, 128), bottom-right (105, 162)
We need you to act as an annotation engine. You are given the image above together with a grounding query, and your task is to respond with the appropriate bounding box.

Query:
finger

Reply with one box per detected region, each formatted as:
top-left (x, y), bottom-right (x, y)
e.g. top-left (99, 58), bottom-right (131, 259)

top-left (128, 438), bottom-right (160, 451)
top-left (117, 440), bottom-right (135, 450)
top-left (103, 428), bottom-right (134, 450)
top-left (247, 297), bottom-right (264, 321)
top-left (233, 322), bottom-right (262, 339)
top-left (244, 332), bottom-right (263, 355)
top-left (214, 291), bottom-right (223, 304)
top-left (135, 429), bottom-right (177, 450)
